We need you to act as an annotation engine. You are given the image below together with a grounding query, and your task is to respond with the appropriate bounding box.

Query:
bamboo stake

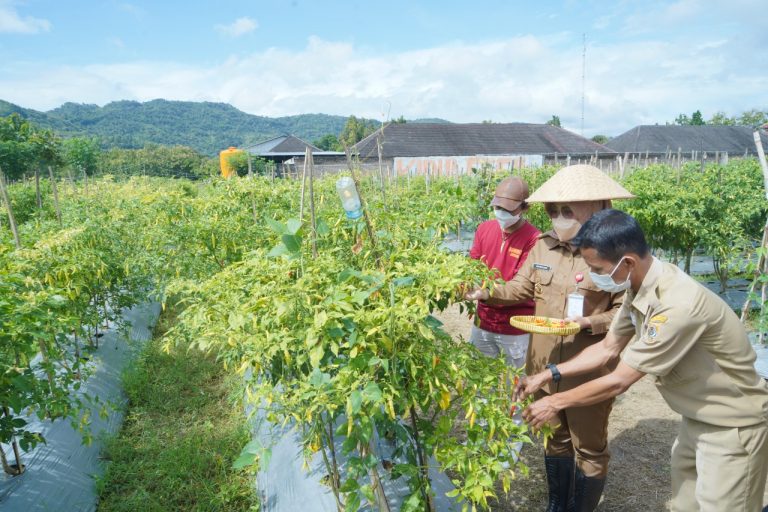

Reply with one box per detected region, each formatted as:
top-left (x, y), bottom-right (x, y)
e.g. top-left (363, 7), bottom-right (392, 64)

top-left (2, 406), bottom-right (24, 474)
top-left (0, 439), bottom-right (15, 474)
top-left (0, 168), bottom-right (21, 249)
top-left (67, 170), bottom-right (77, 196)
top-left (35, 168), bottom-right (42, 210)
top-left (753, 131), bottom-right (768, 343)
top-left (376, 133), bottom-right (386, 203)
top-left (48, 166), bottom-right (62, 226)
top-left (741, 132), bottom-right (768, 329)
top-left (344, 147), bottom-right (379, 256)
top-left (308, 148), bottom-right (318, 258)
top-left (742, 222), bottom-right (768, 323)
top-left (299, 150), bottom-right (309, 221)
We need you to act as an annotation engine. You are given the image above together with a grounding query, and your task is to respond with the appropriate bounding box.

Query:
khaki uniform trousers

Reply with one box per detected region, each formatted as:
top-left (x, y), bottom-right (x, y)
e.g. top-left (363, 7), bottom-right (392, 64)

top-left (671, 417), bottom-right (768, 511)
top-left (536, 390), bottom-right (614, 478)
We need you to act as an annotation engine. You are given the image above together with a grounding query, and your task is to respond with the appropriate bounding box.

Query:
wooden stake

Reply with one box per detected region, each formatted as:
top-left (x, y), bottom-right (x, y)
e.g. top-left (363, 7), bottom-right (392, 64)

top-left (308, 148), bottom-right (318, 258)
top-left (755, 131), bottom-right (768, 194)
top-left (0, 168), bottom-right (21, 249)
top-left (48, 166), bottom-right (62, 226)
top-left (344, 147), bottom-right (378, 256)
top-left (741, 132), bottom-right (768, 333)
top-left (376, 133), bottom-right (386, 202)
top-left (2, 407), bottom-right (24, 475)
top-left (67, 170), bottom-right (77, 196)
top-left (299, 150), bottom-right (309, 221)
top-left (35, 168), bottom-right (42, 210)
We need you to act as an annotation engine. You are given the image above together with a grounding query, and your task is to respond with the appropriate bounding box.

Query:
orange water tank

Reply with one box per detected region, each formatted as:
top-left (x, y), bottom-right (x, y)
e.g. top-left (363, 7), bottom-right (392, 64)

top-left (219, 147), bottom-right (243, 178)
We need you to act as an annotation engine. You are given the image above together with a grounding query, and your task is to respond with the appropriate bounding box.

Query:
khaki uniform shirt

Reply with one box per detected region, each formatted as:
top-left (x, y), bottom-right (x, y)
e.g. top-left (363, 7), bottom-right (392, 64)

top-left (487, 231), bottom-right (624, 394)
top-left (611, 257), bottom-right (768, 427)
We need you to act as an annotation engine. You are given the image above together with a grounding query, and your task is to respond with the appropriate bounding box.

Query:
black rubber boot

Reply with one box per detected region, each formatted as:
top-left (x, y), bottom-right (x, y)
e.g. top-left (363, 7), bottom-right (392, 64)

top-left (544, 456), bottom-right (575, 512)
top-left (570, 466), bottom-right (605, 512)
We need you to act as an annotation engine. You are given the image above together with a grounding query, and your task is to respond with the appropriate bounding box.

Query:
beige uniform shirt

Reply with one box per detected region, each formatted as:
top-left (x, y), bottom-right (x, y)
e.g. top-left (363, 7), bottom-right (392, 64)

top-left (487, 231), bottom-right (624, 393)
top-left (611, 257), bottom-right (768, 427)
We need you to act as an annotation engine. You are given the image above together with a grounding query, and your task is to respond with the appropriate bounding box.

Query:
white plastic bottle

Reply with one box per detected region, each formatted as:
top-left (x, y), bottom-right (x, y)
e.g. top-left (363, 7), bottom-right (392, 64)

top-left (335, 177), bottom-right (363, 219)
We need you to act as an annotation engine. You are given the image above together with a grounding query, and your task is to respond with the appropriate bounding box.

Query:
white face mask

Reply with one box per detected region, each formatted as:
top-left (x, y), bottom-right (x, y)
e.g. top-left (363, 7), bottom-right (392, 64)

top-left (589, 257), bottom-right (632, 293)
top-left (494, 208), bottom-right (521, 230)
top-left (552, 216), bottom-right (581, 241)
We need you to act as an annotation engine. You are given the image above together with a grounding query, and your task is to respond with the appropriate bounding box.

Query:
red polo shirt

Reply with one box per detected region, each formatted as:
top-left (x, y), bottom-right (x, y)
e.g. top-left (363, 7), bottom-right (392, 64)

top-left (470, 219), bottom-right (540, 335)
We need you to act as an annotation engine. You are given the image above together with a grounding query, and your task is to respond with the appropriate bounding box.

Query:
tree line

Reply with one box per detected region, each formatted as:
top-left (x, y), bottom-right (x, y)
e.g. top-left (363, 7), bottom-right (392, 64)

top-left (0, 114), bottom-right (216, 181)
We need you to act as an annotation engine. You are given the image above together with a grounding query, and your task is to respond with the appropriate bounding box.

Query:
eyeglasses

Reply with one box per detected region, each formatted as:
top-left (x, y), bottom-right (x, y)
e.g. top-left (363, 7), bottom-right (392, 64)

top-left (493, 205), bottom-right (523, 215)
top-left (544, 205), bottom-right (575, 219)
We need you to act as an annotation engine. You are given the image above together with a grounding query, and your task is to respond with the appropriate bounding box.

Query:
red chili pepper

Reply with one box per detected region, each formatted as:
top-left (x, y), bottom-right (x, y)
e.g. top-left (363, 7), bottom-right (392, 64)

top-left (509, 404), bottom-right (517, 417)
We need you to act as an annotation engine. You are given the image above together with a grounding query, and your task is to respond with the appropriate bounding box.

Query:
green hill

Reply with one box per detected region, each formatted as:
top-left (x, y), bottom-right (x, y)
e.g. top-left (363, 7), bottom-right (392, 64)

top-left (0, 99), bottom-right (450, 156)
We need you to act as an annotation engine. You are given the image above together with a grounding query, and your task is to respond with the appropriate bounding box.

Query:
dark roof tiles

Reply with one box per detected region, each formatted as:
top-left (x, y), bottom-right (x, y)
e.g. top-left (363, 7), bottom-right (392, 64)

top-left (247, 134), bottom-right (321, 155)
top-left (605, 125), bottom-right (768, 155)
top-left (352, 123), bottom-right (614, 159)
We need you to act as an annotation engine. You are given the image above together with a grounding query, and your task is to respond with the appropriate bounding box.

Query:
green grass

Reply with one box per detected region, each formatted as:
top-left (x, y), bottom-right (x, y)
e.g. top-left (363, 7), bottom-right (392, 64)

top-left (96, 312), bottom-right (257, 512)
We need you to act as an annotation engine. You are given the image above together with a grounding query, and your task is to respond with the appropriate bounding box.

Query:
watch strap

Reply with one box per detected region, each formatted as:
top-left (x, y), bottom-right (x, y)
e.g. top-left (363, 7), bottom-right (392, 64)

top-left (546, 363), bottom-right (562, 383)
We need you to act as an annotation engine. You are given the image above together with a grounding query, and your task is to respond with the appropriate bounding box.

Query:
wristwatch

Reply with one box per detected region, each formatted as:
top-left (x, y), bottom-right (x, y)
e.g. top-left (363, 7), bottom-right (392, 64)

top-left (545, 363), bottom-right (562, 383)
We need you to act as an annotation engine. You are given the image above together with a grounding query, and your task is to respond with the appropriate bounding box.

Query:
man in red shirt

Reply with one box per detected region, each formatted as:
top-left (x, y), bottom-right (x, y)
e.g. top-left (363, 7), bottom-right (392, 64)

top-left (469, 176), bottom-right (540, 370)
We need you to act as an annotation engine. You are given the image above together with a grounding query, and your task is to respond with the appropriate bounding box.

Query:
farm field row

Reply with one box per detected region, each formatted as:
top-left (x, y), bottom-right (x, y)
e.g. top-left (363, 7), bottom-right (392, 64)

top-left (1, 159), bottom-right (766, 510)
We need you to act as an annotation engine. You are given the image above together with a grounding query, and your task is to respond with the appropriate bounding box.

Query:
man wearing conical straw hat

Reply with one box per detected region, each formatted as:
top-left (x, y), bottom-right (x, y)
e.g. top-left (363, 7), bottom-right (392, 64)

top-left (467, 164), bottom-right (634, 511)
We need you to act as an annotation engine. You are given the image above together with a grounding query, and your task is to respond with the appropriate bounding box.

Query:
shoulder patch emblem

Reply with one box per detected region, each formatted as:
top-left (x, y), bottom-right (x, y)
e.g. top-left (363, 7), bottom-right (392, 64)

top-left (650, 315), bottom-right (668, 324)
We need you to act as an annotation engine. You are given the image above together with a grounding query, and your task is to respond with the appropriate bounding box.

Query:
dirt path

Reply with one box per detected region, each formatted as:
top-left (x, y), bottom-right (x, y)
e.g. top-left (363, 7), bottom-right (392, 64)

top-left (433, 304), bottom-right (768, 511)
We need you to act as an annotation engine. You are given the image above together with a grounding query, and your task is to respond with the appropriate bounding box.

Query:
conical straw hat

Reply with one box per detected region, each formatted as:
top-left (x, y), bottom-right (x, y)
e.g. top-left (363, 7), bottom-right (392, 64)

top-left (527, 164), bottom-right (635, 203)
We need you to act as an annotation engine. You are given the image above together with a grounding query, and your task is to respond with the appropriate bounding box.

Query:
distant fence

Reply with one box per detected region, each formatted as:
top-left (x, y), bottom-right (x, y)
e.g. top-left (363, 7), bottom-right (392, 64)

top-left (278, 148), bottom-right (753, 181)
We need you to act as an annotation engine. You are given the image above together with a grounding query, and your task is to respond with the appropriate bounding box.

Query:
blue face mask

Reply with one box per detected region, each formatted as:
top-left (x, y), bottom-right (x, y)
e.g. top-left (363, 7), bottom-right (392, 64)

top-left (589, 257), bottom-right (631, 293)
top-left (493, 208), bottom-right (520, 230)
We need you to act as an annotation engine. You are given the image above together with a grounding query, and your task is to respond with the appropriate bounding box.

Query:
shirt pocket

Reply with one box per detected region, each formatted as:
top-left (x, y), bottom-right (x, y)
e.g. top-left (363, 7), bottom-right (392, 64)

top-left (659, 363), bottom-right (698, 385)
top-left (533, 270), bottom-right (554, 301)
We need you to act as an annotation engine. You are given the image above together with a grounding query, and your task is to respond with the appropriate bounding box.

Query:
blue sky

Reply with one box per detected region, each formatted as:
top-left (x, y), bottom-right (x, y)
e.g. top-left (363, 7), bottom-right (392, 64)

top-left (1, 0), bottom-right (766, 136)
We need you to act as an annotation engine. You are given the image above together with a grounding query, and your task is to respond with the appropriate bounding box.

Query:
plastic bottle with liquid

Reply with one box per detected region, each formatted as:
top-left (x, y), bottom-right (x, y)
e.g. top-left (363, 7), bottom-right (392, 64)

top-left (336, 177), bottom-right (363, 219)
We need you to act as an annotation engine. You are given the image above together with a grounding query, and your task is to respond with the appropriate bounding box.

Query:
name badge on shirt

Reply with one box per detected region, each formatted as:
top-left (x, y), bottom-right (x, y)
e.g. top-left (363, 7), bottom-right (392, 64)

top-left (567, 292), bottom-right (585, 317)
top-left (533, 263), bottom-right (551, 271)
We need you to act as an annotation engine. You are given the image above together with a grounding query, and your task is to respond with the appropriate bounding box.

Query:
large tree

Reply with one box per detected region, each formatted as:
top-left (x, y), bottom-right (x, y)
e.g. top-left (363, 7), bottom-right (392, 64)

top-left (674, 110), bottom-right (705, 125)
top-left (738, 109), bottom-right (768, 127)
top-left (339, 115), bottom-right (378, 148)
top-left (63, 137), bottom-right (100, 176)
top-left (708, 111), bottom-right (736, 125)
top-left (0, 114), bottom-right (66, 180)
top-left (313, 134), bottom-right (342, 151)
top-left (0, 114), bottom-right (36, 180)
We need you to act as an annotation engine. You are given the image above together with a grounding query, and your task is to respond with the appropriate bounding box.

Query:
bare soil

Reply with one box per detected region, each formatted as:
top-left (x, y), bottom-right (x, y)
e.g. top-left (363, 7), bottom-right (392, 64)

top-left (433, 304), bottom-right (768, 511)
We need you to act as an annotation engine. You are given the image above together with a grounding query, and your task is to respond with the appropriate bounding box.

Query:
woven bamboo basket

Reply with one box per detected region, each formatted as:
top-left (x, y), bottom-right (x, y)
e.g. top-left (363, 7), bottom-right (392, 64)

top-left (510, 315), bottom-right (581, 336)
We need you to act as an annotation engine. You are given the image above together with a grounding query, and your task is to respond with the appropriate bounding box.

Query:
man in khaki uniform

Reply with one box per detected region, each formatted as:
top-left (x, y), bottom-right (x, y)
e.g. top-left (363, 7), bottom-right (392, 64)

top-left (467, 165), bottom-right (633, 511)
top-left (520, 209), bottom-right (768, 511)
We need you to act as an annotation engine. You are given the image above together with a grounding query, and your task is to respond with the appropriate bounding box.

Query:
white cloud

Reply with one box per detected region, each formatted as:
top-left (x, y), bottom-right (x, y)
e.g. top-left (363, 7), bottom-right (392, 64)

top-left (0, 1), bottom-right (50, 34)
top-left (0, 31), bottom-right (766, 137)
top-left (214, 17), bottom-right (258, 38)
